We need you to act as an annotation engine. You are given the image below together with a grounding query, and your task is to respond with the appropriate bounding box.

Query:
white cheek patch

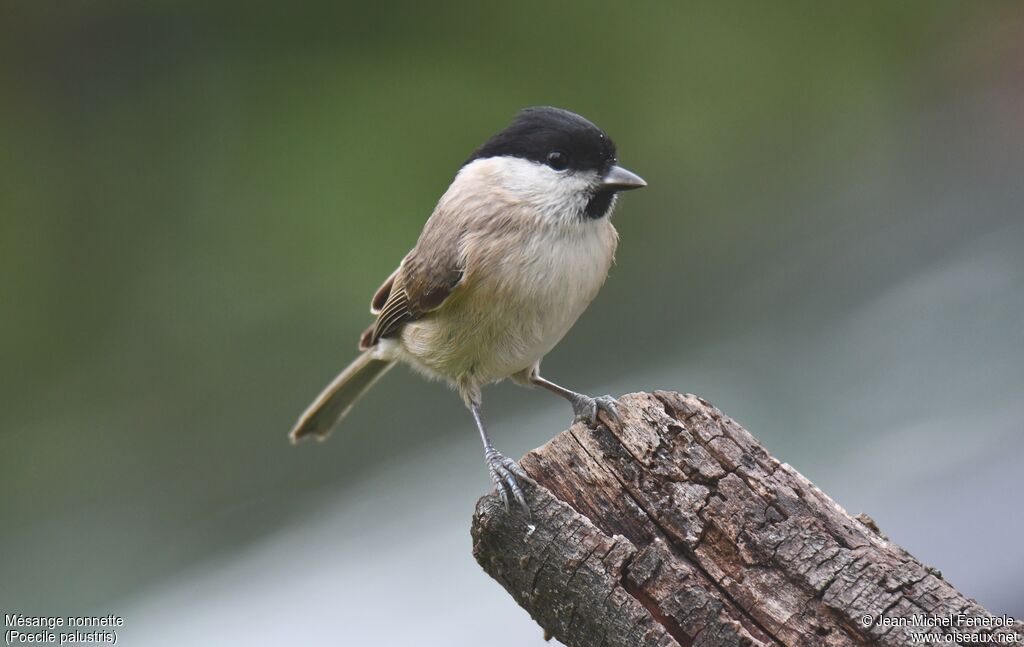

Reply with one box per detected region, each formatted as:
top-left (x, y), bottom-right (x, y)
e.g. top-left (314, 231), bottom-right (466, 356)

top-left (464, 157), bottom-right (599, 224)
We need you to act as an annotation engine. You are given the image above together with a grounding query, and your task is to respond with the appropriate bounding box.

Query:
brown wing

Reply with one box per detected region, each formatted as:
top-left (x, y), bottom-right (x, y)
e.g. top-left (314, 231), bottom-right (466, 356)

top-left (359, 244), bottom-right (464, 350)
top-left (370, 267), bottom-right (399, 314)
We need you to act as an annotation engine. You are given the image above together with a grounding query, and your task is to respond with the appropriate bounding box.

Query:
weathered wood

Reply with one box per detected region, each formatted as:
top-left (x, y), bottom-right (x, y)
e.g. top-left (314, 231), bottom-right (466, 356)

top-left (471, 391), bottom-right (1023, 647)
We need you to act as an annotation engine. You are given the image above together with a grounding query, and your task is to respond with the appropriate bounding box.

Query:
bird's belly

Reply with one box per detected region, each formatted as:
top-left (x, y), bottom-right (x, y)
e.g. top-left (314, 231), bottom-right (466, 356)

top-left (401, 223), bottom-right (615, 386)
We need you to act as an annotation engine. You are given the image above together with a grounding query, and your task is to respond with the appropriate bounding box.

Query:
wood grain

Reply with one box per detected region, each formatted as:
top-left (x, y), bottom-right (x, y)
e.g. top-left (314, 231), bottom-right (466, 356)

top-left (471, 391), bottom-right (1022, 647)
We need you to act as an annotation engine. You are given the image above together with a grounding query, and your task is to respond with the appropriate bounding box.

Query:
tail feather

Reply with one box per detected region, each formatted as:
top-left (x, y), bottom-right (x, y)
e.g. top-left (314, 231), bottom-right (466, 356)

top-left (290, 350), bottom-right (394, 443)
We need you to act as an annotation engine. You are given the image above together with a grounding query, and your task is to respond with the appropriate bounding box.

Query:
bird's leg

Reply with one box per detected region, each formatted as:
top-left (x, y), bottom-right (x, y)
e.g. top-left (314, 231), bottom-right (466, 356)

top-left (530, 374), bottom-right (620, 427)
top-left (470, 401), bottom-right (530, 514)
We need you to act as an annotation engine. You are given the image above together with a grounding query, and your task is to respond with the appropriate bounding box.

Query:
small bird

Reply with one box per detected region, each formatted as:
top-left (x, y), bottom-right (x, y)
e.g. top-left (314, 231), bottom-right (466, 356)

top-left (290, 106), bottom-right (646, 511)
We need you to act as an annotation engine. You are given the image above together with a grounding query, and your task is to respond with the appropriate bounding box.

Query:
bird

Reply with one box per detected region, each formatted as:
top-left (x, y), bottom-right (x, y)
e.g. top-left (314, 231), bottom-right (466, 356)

top-left (289, 106), bottom-right (646, 512)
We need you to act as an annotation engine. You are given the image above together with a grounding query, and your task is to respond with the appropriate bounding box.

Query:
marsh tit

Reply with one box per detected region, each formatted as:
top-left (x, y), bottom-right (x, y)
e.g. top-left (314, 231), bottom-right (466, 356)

top-left (290, 106), bottom-right (646, 511)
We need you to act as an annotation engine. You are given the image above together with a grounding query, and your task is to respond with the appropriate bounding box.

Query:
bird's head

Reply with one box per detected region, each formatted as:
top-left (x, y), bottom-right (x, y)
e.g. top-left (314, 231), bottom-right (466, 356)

top-left (460, 107), bottom-right (646, 224)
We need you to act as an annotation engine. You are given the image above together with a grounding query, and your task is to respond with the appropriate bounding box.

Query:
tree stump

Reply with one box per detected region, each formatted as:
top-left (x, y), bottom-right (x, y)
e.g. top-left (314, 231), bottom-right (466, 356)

top-left (471, 391), bottom-right (1022, 646)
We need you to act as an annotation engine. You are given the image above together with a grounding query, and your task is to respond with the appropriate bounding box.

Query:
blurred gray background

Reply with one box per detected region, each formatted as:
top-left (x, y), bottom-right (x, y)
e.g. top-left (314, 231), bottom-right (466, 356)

top-left (2, 2), bottom-right (1022, 644)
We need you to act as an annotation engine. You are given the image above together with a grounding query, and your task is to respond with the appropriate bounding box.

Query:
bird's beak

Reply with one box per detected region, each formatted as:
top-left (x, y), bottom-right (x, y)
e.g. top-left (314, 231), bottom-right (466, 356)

top-left (601, 165), bottom-right (647, 191)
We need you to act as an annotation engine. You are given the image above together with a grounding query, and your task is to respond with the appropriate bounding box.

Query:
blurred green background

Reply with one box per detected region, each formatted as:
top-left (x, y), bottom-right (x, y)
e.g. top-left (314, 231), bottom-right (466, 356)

top-left (3, 2), bottom-right (1023, 644)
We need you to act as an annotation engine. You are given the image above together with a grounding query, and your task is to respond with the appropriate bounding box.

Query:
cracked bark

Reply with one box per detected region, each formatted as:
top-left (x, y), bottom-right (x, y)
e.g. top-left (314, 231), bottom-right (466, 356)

top-left (471, 391), bottom-right (1023, 647)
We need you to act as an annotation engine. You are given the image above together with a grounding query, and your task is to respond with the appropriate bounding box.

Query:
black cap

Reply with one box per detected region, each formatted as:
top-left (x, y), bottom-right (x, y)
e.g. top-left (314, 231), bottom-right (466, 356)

top-left (465, 107), bottom-right (617, 174)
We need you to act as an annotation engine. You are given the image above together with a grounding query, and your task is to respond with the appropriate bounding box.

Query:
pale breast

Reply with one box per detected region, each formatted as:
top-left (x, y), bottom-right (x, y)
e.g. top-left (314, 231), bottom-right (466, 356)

top-left (401, 219), bottom-right (617, 386)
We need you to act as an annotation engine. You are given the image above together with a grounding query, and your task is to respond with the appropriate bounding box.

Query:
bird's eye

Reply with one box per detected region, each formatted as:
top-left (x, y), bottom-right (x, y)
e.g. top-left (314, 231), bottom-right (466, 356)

top-left (546, 151), bottom-right (569, 171)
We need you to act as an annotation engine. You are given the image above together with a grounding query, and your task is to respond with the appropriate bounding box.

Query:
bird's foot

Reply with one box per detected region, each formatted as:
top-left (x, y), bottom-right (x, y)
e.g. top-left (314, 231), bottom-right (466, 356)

top-left (570, 393), bottom-right (621, 428)
top-left (485, 447), bottom-right (530, 515)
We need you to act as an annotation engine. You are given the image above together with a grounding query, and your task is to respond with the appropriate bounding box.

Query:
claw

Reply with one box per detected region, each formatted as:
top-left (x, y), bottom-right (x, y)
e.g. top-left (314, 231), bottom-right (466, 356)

top-left (495, 475), bottom-right (511, 511)
top-left (485, 448), bottom-right (531, 517)
top-left (570, 393), bottom-right (621, 428)
top-left (504, 471), bottom-right (527, 511)
top-left (594, 395), bottom-right (621, 425)
top-left (571, 396), bottom-right (597, 425)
